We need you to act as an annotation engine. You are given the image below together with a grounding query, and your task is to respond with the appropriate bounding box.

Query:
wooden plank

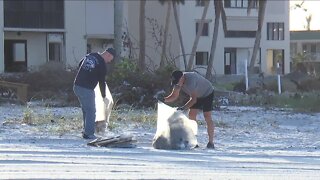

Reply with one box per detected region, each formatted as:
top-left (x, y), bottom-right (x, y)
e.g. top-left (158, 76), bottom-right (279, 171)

top-left (87, 135), bottom-right (136, 148)
top-left (0, 81), bottom-right (28, 103)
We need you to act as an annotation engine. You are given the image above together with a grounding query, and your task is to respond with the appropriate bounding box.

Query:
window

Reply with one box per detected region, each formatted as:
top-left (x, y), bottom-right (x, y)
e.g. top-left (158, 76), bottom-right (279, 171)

top-left (224, 0), bottom-right (258, 8)
top-left (4, 40), bottom-right (28, 72)
top-left (49, 43), bottom-right (61, 62)
top-left (196, 52), bottom-right (208, 65)
top-left (224, 48), bottom-right (236, 74)
top-left (196, 21), bottom-right (209, 36)
top-left (47, 33), bottom-right (63, 62)
top-left (267, 23), bottom-right (285, 40)
top-left (4, 0), bottom-right (64, 29)
top-left (13, 43), bottom-right (26, 62)
top-left (226, 31), bottom-right (256, 38)
top-left (196, 0), bottom-right (206, 6)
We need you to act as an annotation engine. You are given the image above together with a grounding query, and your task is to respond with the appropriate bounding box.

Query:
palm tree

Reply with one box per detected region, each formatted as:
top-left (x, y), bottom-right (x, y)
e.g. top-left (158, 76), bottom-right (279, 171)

top-left (205, 0), bottom-right (228, 80)
top-left (304, 14), bottom-right (312, 31)
top-left (138, 0), bottom-right (147, 71)
top-left (114, 0), bottom-right (124, 63)
top-left (247, 0), bottom-right (267, 74)
top-left (159, 1), bottom-right (172, 68)
top-left (205, 0), bottom-right (223, 80)
top-left (186, 0), bottom-right (210, 71)
top-left (172, 0), bottom-right (187, 70)
top-left (159, 0), bottom-right (186, 69)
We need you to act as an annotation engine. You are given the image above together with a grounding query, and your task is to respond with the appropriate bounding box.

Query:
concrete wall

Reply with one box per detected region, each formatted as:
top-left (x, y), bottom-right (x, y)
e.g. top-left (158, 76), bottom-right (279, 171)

top-left (64, 1), bottom-right (87, 68)
top-left (0, 0), bottom-right (4, 73)
top-left (125, 0), bottom-right (180, 69)
top-left (65, 0), bottom-right (114, 68)
top-left (85, 0), bottom-right (114, 37)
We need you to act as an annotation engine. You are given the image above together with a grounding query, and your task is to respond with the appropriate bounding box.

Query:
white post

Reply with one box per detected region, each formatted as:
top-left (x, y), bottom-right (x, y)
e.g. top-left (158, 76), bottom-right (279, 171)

top-left (245, 59), bottom-right (249, 91)
top-left (277, 62), bottom-right (281, 94)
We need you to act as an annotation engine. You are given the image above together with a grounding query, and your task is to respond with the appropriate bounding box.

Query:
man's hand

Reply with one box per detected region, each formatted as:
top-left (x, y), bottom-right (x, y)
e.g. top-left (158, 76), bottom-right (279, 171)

top-left (177, 106), bottom-right (186, 111)
top-left (103, 97), bottom-right (109, 105)
top-left (157, 96), bottom-right (165, 103)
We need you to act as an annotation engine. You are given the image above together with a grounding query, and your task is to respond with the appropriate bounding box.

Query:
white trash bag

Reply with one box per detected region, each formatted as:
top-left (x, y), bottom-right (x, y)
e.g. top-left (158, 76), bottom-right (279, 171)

top-left (152, 102), bottom-right (198, 150)
top-left (94, 83), bottom-right (113, 134)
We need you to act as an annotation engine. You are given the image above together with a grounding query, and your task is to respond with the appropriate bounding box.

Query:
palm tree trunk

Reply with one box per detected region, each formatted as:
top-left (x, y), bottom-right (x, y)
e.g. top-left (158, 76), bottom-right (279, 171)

top-left (172, 1), bottom-right (187, 70)
top-left (206, 0), bottom-right (221, 80)
top-left (138, 0), bottom-right (147, 71)
top-left (160, 1), bottom-right (172, 68)
top-left (249, 0), bottom-right (267, 74)
top-left (186, 0), bottom-right (210, 71)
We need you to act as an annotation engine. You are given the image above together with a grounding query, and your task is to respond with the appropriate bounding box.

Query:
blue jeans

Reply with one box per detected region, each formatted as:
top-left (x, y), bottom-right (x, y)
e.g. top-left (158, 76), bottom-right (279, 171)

top-left (73, 85), bottom-right (96, 136)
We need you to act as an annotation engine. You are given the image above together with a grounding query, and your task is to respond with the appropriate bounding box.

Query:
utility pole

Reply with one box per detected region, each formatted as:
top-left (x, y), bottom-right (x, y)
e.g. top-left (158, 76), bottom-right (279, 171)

top-left (114, 0), bottom-right (124, 62)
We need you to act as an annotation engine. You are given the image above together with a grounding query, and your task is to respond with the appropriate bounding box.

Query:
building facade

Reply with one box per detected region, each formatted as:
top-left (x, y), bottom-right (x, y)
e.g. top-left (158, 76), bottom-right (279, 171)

top-left (0, 0), bottom-right (290, 76)
top-left (290, 30), bottom-right (320, 62)
top-left (0, 0), bottom-right (114, 73)
top-left (178, 0), bottom-right (290, 75)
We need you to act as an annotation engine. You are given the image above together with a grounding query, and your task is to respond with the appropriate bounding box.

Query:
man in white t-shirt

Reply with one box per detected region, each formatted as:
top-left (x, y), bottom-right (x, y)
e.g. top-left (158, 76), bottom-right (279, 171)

top-left (161, 70), bottom-right (215, 149)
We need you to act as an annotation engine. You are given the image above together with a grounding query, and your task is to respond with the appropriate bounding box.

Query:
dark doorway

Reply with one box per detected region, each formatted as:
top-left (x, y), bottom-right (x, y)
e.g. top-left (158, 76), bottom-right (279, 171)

top-left (273, 49), bottom-right (284, 74)
top-left (4, 40), bottom-right (28, 72)
top-left (224, 48), bottom-right (236, 74)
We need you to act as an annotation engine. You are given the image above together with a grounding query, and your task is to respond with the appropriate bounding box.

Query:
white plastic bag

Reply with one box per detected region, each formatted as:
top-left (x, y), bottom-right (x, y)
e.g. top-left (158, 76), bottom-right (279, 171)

top-left (152, 102), bottom-right (198, 149)
top-left (94, 83), bottom-right (113, 125)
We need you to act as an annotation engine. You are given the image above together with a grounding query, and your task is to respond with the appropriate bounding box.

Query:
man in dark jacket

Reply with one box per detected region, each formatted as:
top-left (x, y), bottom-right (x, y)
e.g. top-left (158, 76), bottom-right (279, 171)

top-left (73, 48), bottom-right (115, 139)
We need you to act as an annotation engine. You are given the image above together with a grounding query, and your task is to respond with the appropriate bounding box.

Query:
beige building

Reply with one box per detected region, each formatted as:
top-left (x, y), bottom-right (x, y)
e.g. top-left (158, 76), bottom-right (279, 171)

top-left (290, 30), bottom-right (320, 62)
top-left (122, 0), bottom-right (290, 75)
top-left (0, 0), bottom-right (114, 73)
top-left (178, 0), bottom-right (290, 75)
top-left (0, 0), bottom-right (290, 76)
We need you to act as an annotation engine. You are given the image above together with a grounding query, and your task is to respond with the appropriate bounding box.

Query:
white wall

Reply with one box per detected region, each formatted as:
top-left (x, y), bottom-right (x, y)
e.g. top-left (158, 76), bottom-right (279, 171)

top-left (126, 0), bottom-right (180, 69)
top-left (263, 0), bottom-right (290, 74)
top-left (5, 32), bottom-right (47, 71)
top-left (64, 1), bottom-right (87, 68)
top-left (85, 0), bottom-right (114, 37)
top-left (179, 1), bottom-right (216, 72)
top-left (0, 0), bottom-right (4, 73)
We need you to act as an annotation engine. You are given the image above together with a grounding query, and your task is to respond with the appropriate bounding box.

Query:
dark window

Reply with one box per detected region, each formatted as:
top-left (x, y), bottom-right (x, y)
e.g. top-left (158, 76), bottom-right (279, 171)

top-left (226, 31), bottom-right (256, 38)
top-left (267, 22), bottom-right (285, 40)
top-left (196, 0), bottom-right (206, 7)
top-left (224, 48), bottom-right (237, 74)
top-left (49, 43), bottom-right (61, 62)
top-left (4, 40), bottom-right (28, 72)
top-left (196, 52), bottom-right (208, 65)
top-left (224, 0), bottom-right (258, 8)
top-left (196, 22), bottom-right (209, 36)
top-left (4, 0), bottom-right (64, 29)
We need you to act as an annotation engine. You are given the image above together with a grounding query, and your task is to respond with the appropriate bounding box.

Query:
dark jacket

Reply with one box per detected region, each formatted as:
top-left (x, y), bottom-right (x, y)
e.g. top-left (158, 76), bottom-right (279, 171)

top-left (74, 53), bottom-right (107, 98)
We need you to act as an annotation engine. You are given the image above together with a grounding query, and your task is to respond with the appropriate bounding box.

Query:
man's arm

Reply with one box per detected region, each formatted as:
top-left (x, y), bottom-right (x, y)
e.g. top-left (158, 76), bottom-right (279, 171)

top-left (181, 91), bottom-right (197, 109)
top-left (164, 85), bottom-right (181, 103)
top-left (98, 63), bottom-right (106, 98)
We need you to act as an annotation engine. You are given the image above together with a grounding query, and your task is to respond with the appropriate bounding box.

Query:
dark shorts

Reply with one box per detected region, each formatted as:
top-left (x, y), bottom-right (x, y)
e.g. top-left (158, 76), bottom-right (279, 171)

top-left (190, 91), bottom-right (214, 112)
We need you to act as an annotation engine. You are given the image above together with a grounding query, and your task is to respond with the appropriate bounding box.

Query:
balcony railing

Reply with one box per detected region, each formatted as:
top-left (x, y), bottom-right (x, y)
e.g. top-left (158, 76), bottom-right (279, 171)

top-left (291, 52), bottom-right (320, 61)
